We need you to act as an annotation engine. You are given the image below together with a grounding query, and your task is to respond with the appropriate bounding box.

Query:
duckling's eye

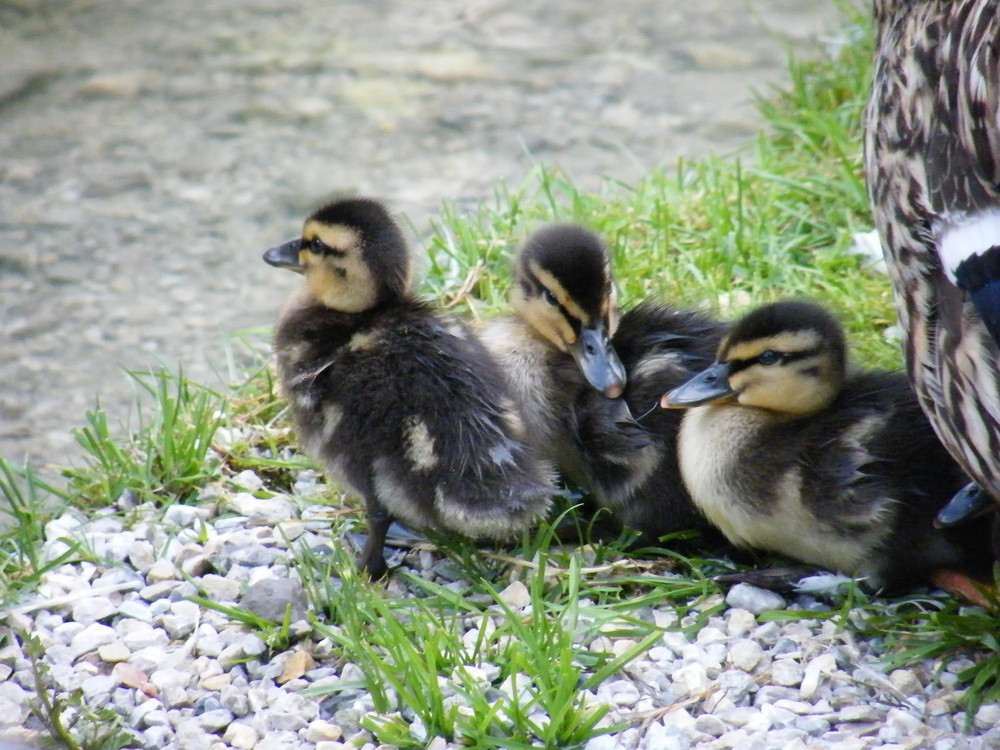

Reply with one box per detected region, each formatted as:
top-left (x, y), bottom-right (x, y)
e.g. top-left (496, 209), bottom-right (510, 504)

top-left (542, 288), bottom-right (558, 306)
top-left (757, 350), bottom-right (782, 366)
top-left (309, 237), bottom-right (326, 253)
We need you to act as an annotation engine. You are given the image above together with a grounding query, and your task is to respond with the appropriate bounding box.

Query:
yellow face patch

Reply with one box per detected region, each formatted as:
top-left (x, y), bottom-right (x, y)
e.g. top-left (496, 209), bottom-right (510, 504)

top-left (510, 284), bottom-right (576, 352)
top-left (300, 221), bottom-right (378, 313)
top-left (724, 330), bottom-right (840, 415)
top-left (527, 260), bottom-right (589, 324)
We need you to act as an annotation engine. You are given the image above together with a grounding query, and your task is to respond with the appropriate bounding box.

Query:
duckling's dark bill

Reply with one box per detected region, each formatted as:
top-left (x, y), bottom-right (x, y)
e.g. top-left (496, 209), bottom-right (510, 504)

top-left (263, 238), bottom-right (304, 272)
top-left (661, 362), bottom-right (734, 408)
top-left (935, 481), bottom-right (994, 528)
top-left (570, 325), bottom-right (627, 398)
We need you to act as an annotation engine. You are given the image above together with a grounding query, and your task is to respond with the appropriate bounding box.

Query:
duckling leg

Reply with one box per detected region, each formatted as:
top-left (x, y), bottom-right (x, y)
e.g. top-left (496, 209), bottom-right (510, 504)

top-left (357, 498), bottom-right (392, 580)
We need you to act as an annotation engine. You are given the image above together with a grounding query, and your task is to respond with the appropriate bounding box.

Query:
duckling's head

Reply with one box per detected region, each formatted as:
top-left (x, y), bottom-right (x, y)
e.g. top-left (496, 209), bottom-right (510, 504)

top-left (263, 197), bottom-right (410, 312)
top-left (511, 224), bottom-right (626, 398)
top-left (663, 301), bottom-right (846, 415)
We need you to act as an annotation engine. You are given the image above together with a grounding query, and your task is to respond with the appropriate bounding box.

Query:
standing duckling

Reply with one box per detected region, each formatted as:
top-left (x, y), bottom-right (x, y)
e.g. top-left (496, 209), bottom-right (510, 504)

top-left (477, 225), bottom-right (725, 542)
top-left (662, 301), bottom-right (987, 591)
top-left (264, 197), bottom-right (558, 579)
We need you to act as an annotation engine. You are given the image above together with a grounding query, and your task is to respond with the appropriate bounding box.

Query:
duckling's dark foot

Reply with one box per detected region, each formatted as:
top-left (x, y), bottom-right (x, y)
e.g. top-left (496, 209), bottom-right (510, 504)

top-left (356, 500), bottom-right (393, 580)
top-left (930, 568), bottom-right (997, 609)
top-left (935, 482), bottom-right (993, 528)
top-left (714, 565), bottom-right (826, 594)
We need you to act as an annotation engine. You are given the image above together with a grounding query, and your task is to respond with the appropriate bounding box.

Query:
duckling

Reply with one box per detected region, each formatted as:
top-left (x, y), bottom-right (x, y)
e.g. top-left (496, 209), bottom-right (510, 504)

top-left (264, 197), bottom-right (558, 579)
top-left (477, 225), bottom-right (725, 542)
top-left (474, 224), bottom-right (626, 479)
top-left (662, 301), bottom-right (989, 591)
top-left (570, 300), bottom-right (726, 541)
top-left (865, 0), bottom-right (1000, 524)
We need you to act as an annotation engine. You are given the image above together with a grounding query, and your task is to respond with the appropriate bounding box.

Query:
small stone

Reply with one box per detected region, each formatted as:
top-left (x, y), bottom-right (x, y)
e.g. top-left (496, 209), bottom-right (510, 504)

top-left (181, 554), bottom-right (214, 577)
top-left (111, 662), bottom-right (150, 690)
top-left (118, 599), bottom-right (154, 622)
top-left (197, 574), bottom-right (242, 602)
top-left (889, 668), bottom-right (923, 697)
top-left (725, 584), bottom-right (786, 615)
top-left (239, 578), bottom-right (307, 623)
top-left (70, 622), bottom-right (117, 657)
top-left (725, 608), bottom-right (757, 637)
top-left (800, 653), bottom-right (836, 699)
top-left (717, 669), bottom-right (756, 704)
top-left (727, 639), bottom-right (763, 672)
top-left (230, 471), bottom-right (265, 492)
top-left (71, 596), bottom-right (117, 625)
top-left (163, 504), bottom-right (204, 528)
top-left (81, 674), bottom-right (117, 702)
top-left (771, 659), bottom-right (804, 687)
top-left (305, 719), bottom-right (343, 741)
top-left (145, 559), bottom-right (179, 584)
top-left (199, 708), bottom-right (235, 731)
top-left (98, 641), bottom-right (132, 663)
top-left (200, 674), bottom-right (231, 691)
top-left (498, 580), bottom-right (531, 609)
top-left (279, 650), bottom-right (316, 684)
top-left (226, 492), bottom-right (295, 523)
top-left (161, 600), bottom-right (201, 639)
top-left (120, 622), bottom-right (169, 651)
top-left (838, 704), bottom-right (879, 722)
top-left (128, 646), bottom-right (169, 673)
top-left (242, 634), bottom-right (267, 657)
top-left (694, 714), bottom-right (726, 737)
top-left (223, 722), bottom-right (258, 750)
top-left (140, 580), bottom-right (182, 601)
top-left (672, 662), bottom-right (710, 697)
top-left (974, 703), bottom-right (1000, 730)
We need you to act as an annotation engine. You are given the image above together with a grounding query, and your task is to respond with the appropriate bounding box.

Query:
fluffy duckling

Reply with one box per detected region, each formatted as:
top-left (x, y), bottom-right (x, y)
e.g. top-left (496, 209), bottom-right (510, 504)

top-left (478, 225), bottom-right (725, 542)
top-left (475, 224), bottom-right (626, 477)
top-left (570, 301), bottom-right (725, 541)
top-left (264, 197), bottom-right (558, 579)
top-left (865, 0), bottom-right (1000, 526)
top-left (662, 301), bottom-right (988, 591)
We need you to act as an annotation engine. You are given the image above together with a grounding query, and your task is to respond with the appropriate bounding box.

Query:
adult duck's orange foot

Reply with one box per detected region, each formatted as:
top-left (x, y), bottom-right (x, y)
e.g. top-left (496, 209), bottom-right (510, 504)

top-left (929, 569), bottom-right (998, 610)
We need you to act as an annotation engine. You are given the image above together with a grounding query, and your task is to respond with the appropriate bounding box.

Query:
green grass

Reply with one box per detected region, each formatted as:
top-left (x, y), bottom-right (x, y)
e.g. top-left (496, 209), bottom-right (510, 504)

top-left (3, 3), bottom-right (1000, 746)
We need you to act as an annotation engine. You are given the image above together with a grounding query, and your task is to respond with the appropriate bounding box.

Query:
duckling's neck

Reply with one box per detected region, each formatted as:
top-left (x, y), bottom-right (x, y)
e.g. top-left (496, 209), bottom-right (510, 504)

top-left (475, 315), bottom-right (581, 459)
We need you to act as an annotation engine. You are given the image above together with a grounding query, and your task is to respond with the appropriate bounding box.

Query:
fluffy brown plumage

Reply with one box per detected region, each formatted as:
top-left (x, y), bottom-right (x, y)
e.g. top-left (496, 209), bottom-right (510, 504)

top-left (478, 225), bottom-right (725, 543)
top-left (265, 198), bottom-right (557, 578)
top-left (663, 301), bottom-right (988, 590)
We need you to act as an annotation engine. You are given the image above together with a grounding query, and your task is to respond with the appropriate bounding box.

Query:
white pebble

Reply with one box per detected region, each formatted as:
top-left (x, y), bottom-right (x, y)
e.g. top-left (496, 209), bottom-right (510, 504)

top-left (725, 584), bottom-right (786, 614)
top-left (770, 658), bottom-right (804, 687)
top-left (71, 596), bottom-right (117, 625)
top-left (223, 722), bottom-right (259, 749)
top-left (974, 703), bottom-right (1000, 730)
top-left (727, 638), bottom-right (763, 672)
top-left (672, 662), bottom-right (710, 696)
top-left (498, 580), bottom-right (531, 609)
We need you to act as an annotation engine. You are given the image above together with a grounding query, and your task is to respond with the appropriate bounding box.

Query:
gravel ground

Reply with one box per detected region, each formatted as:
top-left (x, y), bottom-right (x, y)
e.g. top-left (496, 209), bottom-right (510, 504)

top-left (3, 467), bottom-right (999, 750)
top-left (1, 0), bottom-right (842, 471)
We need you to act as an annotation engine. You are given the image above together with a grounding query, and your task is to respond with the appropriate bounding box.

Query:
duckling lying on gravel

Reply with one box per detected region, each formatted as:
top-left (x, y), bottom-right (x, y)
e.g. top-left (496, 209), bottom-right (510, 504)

top-left (477, 224), bottom-right (726, 543)
top-left (264, 197), bottom-right (558, 578)
top-left (663, 300), bottom-right (991, 591)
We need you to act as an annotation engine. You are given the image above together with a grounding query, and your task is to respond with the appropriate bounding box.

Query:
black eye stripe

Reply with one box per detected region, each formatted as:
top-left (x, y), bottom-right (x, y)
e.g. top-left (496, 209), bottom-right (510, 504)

top-left (727, 345), bottom-right (823, 372)
top-left (309, 237), bottom-right (346, 258)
